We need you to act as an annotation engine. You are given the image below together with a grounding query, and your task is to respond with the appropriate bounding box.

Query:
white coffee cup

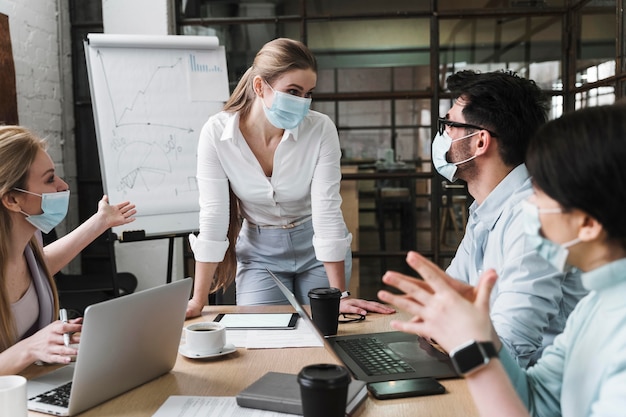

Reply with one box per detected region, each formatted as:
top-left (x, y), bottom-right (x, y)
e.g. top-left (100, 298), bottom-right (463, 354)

top-left (0, 375), bottom-right (28, 417)
top-left (184, 322), bottom-right (226, 355)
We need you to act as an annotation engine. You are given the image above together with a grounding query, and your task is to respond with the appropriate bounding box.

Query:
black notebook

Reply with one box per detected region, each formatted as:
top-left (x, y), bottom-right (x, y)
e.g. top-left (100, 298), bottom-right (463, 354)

top-left (236, 371), bottom-right (367, 416)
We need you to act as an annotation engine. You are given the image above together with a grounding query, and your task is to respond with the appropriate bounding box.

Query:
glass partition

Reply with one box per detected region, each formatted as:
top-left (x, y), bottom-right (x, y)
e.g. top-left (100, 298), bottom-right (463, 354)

top-left (576, 11), bottom-right (617, 97)
top-left (306, 0), bottom-right (429, 15)
top-left (438, 0), bottom-right (566, 10)
top-left (439, 16), bottom-right (563, 87)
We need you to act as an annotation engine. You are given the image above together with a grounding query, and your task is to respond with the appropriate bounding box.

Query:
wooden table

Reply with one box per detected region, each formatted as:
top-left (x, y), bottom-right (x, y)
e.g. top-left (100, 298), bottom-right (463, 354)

top-left (25, 305), bottom-right (478, 417)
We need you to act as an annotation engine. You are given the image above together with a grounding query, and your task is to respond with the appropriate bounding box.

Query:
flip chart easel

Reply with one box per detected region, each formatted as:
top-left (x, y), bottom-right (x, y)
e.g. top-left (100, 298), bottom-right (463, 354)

top-left (85, 33), bottom-right (229, 282)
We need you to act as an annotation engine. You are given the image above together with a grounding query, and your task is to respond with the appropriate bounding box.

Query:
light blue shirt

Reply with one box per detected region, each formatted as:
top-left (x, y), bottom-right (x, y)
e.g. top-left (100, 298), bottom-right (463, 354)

top-left (446, 164), bottom-right (586, 367)
top-left (501, 257), bottom-right (626, 417)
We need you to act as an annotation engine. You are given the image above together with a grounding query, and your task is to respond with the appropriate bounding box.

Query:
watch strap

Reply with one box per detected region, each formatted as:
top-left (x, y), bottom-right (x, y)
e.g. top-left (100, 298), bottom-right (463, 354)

top-left (480, 341), bottom-right (498, 358)
top-left (450, 340), bottom-right (498, 376)
top-left (340, 291), bottom-right (350, 299)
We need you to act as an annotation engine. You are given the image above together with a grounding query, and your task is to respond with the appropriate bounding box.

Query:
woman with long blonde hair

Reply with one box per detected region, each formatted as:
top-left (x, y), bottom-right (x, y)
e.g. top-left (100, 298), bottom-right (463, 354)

top-left (186, 38), bottom-right (394, 317)
top-left (0, 126), bottom-right (135, 375)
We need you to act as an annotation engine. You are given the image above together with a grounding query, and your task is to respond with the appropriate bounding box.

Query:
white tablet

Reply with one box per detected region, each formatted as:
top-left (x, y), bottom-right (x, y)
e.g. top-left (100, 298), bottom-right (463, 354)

top-left (213, 313), bottom-right (299, 330)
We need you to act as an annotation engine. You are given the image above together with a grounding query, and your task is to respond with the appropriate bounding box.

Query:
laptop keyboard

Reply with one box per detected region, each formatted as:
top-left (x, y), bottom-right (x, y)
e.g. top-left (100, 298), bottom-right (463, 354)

top-left (29, 381), bottom-right (72, 408)
top-left (336, 337), bottom-right (416, 376)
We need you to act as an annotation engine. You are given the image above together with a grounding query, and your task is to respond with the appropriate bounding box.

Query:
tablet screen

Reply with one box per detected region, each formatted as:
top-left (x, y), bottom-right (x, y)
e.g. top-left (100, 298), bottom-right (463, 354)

top-left (213, 313), bottom-right (299, 330)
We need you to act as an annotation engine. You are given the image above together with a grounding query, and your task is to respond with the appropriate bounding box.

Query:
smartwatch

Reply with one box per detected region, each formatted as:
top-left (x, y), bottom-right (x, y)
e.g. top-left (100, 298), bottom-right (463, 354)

top-left (340, 291), bottom-right (350, 299)
top-left (449, 340), bottom-right (498, 376)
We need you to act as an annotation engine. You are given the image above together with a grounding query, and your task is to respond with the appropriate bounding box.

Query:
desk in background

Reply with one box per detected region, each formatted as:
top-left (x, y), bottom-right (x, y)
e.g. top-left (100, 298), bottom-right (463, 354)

top-left (341, 165), bottom-right (361, 297)
top-left (25, 305), bottom-right (478, 417)
top-left (374, 161), bottom-right (417, 253)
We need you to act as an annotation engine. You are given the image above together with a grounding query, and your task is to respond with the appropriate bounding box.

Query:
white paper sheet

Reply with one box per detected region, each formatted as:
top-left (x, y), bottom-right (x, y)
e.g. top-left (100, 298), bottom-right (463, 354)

top-left (180, 318), bottom-right (323, 349)
top-left (152, 396), bottom-right (299, 417)
top-left (226, 318), bottom-right (323, 349)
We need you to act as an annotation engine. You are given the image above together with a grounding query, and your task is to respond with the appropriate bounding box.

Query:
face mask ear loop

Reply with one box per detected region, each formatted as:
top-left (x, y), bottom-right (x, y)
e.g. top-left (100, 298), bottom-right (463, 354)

top-left (452, 154), bottom-right (477, 167)
top-left (13, 187), bottom-right (41, 197)
top-left (446, 131), bottom-right (479, 166)
top-left (562, 237), bottom-right (582, 250)
top-left (256, 78), bottom-right (271, 109)
top-left (448, 130), bottom-right (478, 143)
top-left (263, 79), bottom-right (276, 94)
top-left (13, 188), bottom-right (40, 217)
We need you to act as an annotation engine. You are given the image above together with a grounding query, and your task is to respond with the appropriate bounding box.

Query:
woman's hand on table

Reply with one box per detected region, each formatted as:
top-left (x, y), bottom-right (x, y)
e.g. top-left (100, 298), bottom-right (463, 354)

top-left (340, 297), bottom-right (396, 316)
top-left (185, 299), bottom-right (205, 319)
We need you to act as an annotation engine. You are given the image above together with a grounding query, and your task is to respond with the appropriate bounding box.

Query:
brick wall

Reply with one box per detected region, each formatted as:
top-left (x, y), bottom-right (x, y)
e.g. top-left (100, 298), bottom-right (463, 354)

top-left (2, 0), bottom-right (64, 157)
top-left (0, 0), bottom-right (76, 251)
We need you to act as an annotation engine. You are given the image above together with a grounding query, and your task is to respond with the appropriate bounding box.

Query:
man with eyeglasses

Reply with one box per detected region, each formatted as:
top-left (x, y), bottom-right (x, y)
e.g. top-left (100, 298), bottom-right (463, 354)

top-left (400, 70), bottom-right (585, 367)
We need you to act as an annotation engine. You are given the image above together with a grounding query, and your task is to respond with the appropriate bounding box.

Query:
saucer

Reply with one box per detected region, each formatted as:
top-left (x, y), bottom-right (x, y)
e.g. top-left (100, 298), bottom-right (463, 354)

top-left (178, 343), bottom-right (237, 359)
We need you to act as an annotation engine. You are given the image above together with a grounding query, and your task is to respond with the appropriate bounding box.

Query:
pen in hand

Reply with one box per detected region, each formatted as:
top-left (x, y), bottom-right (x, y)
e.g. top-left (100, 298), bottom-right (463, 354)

top-left (60, 308), bottom-right (71, 347)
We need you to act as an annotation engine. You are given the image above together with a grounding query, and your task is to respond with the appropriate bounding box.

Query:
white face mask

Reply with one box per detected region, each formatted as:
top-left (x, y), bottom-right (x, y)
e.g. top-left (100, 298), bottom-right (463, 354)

top-left (262, 80), bottom-right (312, 130)
top-left (431, 130), bottom-right (478, 182)
top-left (14, 188), bottom-right (70, 233)
top-left (522, 200), bottom-right (581, 272)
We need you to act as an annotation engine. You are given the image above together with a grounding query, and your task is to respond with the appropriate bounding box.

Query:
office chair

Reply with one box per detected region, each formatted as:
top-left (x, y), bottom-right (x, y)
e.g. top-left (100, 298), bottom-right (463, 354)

top-left (439, 181), bottom-right (468, 246)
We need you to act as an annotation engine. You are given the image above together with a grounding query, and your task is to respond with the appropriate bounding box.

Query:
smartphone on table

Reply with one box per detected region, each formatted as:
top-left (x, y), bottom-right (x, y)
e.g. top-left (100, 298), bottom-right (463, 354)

top-left (367, 377), bottom-right (446, 400)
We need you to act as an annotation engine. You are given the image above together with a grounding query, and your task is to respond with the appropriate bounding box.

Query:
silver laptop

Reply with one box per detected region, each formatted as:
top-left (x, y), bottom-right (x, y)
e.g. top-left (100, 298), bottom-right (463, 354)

top-left (27, 278), bottom-right (193, 416)
top-left (265, 268), bottom-right (458, 383)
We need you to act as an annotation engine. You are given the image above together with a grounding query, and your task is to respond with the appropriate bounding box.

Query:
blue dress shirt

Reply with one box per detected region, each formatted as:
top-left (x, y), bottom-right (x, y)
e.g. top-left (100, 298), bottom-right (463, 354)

top-left (446, 164), bottom-right (586, 367)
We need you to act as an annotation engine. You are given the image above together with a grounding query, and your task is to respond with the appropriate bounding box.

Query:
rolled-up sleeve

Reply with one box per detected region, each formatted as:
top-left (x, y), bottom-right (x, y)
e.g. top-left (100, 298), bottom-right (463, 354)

top-left (189, 118), bottom-right (230, 262)
top-left (489, 214), bottom-right (564, 368)
top-left (499, 317), bottom-right (569, 416)
top-left (309, 115), bottom-right (351, 261)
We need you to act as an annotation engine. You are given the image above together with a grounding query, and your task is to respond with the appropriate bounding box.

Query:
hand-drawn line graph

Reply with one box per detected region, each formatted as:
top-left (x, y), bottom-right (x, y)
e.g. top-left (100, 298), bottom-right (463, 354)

top-left (93, 48), bottom-right (205, 204)
top-left (96, 49), bottom-right (194, 132)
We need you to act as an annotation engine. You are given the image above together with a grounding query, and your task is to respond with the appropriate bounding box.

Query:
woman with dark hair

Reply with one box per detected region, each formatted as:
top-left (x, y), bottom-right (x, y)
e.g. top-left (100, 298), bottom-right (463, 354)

top-left (187, 38), bottom-right (393, 317)
top-left (378, 105), bottom-right (626, 416)
top-left (0, 126), bottom-right (136, 375)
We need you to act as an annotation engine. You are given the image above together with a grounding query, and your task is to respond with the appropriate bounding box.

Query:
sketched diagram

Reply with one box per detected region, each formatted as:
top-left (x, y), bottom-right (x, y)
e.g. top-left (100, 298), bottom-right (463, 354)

top-left (116, 140), bottom-right (171, 192)
top-left (93, 48), bottom-right (200, 196)
top-left (96, 48), bottom-right (190, 130)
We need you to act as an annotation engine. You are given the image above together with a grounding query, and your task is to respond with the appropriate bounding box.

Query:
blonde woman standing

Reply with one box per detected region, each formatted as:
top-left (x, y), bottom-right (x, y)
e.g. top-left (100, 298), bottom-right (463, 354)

top-left (187, 38), bottom-right (394, 317)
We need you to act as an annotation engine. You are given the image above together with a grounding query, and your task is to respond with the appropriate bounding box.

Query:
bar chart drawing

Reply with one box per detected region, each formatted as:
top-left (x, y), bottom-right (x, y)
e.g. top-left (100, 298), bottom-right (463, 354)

top-left (189, 53), bottom-right (223, 73)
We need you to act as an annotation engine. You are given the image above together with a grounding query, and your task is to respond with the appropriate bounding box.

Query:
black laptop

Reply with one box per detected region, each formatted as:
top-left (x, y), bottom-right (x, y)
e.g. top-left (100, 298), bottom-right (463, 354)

top-left (265, 268), bottom-right (459, 383)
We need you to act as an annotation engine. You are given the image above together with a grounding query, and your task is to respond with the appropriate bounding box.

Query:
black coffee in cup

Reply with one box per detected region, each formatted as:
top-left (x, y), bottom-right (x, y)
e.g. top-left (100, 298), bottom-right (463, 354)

top-left (297, 364), bottom-right (350, 417)
top-left (308, 287), bottom-right (341, 336)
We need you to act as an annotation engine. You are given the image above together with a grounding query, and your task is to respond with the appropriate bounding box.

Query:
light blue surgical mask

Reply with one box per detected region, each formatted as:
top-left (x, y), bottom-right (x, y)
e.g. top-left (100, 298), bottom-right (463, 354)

top-left (521, 200), bottom-right (581, 272)
top-left (262, 80), bottom-right (312, 130)
top-left (14, 188), bottom-right (70, 233)
top-left (431, 130), bottom-right (478, 182)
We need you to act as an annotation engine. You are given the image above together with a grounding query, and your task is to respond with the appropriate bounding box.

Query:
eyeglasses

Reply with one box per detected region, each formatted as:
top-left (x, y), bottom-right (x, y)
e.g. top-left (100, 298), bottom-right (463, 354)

top-left (437, 117), bottom-right (497, 137)
top-left (338, 313), bottom-right (366, 323)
